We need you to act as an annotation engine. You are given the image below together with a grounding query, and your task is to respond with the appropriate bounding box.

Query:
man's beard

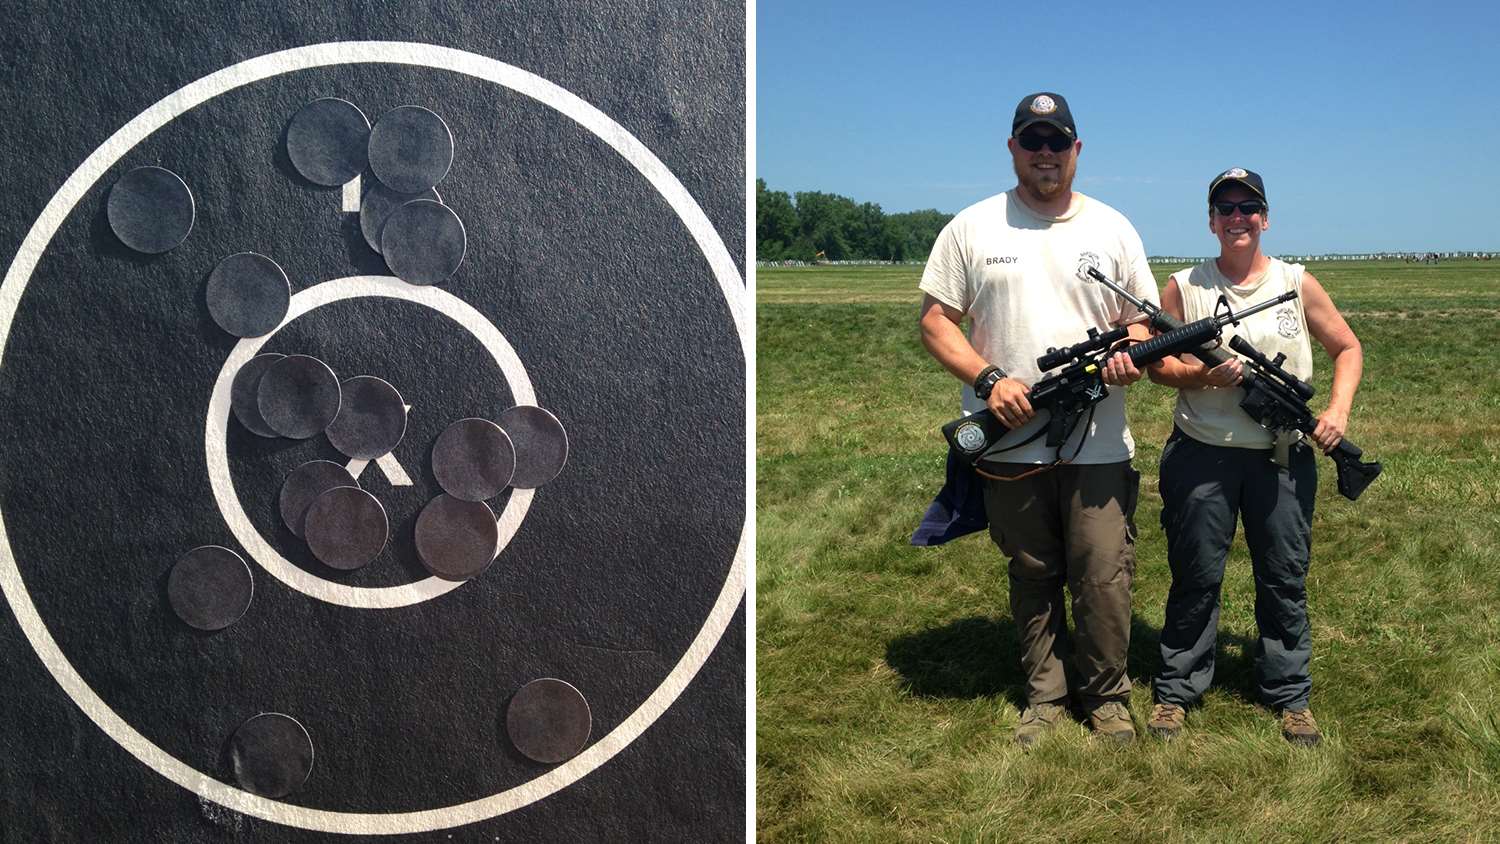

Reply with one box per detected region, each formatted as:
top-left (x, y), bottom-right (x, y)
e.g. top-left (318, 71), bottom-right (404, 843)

top-left (1013, 157), bottom-right (1075, 201)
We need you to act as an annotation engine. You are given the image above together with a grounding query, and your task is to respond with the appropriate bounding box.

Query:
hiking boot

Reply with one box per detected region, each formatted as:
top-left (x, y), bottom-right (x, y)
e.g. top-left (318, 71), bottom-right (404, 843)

top-left (1147, 702), bottom-right (1186, 741)
top-left (1281, 708), bottom-right (1321, 746)
top-left (1087, 701), bottom-right (1136, 744)
top-left (1014, 701), bottom-right (1068, 748)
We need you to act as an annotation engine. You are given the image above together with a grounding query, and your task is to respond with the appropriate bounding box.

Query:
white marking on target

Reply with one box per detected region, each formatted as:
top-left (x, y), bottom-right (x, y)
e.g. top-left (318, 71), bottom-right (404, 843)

top-left (208, 276), bottom-right (533, 609)
top-left (0, 42), bottom-right (747, 835)
top-left (345, 454), bottom-right (415, 486)
top-left (345, 405), bottom-right (416, 486)
top-left (342, 174), bottom-right (361, 212)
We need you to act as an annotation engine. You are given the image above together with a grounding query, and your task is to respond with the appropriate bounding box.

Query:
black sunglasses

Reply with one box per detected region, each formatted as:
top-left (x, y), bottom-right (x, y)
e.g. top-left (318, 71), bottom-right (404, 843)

top-left (1016, 130), bottom-right (1073, 153)
top-left (1212, 200), bottom-right (1265, 216)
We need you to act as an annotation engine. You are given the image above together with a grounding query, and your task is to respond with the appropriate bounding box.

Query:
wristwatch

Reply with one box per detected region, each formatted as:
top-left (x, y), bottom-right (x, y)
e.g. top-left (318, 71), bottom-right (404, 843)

top-left (974, 365), bottom-right (1006, 400)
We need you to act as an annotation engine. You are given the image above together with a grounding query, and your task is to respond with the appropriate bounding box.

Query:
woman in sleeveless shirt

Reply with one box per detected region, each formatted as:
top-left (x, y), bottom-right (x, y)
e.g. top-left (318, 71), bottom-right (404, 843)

top-left (1140, 168), bottom-right (1364, 746)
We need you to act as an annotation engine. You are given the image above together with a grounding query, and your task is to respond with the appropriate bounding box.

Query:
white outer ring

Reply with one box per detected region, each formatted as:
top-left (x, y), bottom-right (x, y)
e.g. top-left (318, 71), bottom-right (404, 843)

top-left (0, 42), bottom-right (747, 834)
top-left (209, 275), bottom-right (536, 609)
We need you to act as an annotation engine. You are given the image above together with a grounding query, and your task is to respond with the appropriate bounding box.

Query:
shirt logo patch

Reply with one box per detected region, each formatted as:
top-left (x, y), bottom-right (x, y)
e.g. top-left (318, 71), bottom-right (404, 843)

top-left (1030, 95), bottom-right (1057, 115)
top-left (1276, 306), bottom-right (1302, 338)
top-left (986, 256), bottom-right (1020, 265)
top-left (1075, 251), bottom-right (1101, 281)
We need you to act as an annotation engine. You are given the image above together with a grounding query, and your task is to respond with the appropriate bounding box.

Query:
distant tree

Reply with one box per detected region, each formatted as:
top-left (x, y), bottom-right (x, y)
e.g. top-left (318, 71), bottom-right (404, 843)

top-left (888, 209), bottom-right (953, 261)
top-left (754, 181), bottom-right (955, 262)
top-left (756, 178), bottom-right (798, 261)
top-left (794, 191), bottom-right (858, 261)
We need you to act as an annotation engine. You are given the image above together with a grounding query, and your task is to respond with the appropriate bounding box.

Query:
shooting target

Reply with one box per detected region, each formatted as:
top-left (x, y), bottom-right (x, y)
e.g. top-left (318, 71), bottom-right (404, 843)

top-left (0, 5), bottom-right (744, 841)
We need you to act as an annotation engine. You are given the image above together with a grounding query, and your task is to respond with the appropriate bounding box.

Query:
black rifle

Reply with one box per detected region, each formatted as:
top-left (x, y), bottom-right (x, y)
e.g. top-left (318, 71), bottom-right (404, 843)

top-left (1083, 265), bottom-right (1381, 501)
top-left (1228, 335), bottom-right (1382, 500)
top-left (942, 287), bottom-right (1296, 465)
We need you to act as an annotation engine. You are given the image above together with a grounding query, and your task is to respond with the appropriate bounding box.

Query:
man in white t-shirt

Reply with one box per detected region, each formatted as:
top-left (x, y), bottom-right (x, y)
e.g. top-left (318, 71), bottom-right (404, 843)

top-left (918, 91), bottom-right (1159, 746)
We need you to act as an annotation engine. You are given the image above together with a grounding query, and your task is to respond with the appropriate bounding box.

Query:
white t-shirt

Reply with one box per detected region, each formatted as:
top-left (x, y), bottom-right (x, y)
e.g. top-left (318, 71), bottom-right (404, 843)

top-left (919, 189), bottom-right (1160, 464)
top-left (1170, 258), bottom-right (1314, 449)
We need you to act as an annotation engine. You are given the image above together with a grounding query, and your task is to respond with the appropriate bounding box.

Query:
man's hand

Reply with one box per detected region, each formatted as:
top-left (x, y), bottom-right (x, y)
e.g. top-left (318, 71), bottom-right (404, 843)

top-left (1200, 357), bottom-right (1243, 388)
top-left (1100, 350), bottom-right (1142, 386)
top-left (987, 378), bottom-right (1035, 429)
top-left (1311, 406), bottom-right (1348, 453)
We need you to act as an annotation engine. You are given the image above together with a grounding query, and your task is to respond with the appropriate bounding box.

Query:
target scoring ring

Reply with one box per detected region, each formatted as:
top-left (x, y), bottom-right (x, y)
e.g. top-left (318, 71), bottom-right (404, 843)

top-left (0, 42), bottom-right (747, 835)
top-left (208, 275), bottom-right (537, 609)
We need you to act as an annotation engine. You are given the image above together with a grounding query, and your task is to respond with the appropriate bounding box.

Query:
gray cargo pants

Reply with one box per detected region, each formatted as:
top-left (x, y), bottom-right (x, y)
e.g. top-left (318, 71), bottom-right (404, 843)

top-left (1153, 429), bottom-right (1317, 712)
top-left (982, 461), bottom-right (1138, 708)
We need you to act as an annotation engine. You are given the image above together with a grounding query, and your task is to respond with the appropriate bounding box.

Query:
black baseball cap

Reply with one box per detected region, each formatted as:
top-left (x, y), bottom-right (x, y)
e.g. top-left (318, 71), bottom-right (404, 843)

top-left (1011, 92), bottom-right (1076, 139)
top-left (1208, 167), bottom-right (1267, 205)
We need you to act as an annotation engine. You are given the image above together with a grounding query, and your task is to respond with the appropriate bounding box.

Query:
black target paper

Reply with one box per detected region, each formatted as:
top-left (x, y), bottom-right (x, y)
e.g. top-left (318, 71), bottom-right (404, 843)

top-left (0, 2), bottom-right (744, 841)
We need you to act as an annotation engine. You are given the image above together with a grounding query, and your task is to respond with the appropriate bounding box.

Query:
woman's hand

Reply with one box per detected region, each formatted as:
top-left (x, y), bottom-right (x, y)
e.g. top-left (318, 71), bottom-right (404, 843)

top-left (1311, 406), bottom-right (1348, 453)
top-left (1200, 357), bottom-right (1243, 388)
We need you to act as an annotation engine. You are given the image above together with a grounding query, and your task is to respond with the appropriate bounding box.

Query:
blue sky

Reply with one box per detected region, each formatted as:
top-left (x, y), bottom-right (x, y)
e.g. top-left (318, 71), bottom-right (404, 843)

top-left (756, 0), bottom-right (1500, 255)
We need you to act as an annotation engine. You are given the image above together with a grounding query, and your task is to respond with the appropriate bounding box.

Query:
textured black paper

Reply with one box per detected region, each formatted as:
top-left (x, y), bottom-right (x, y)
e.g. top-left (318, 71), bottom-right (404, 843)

top-left (0, 1), bottom-right (745, 840)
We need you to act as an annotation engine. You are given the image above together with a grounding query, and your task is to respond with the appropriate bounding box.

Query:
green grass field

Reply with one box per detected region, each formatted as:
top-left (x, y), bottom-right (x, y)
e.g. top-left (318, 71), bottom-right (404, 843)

top-left (756, 260), bottom-right (1500, 842)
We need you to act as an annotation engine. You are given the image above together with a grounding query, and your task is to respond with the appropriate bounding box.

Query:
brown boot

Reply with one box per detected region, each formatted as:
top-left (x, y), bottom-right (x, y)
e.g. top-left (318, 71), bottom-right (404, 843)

top-left (1281, 708), bottom-right (1321, 746)
top-left (1147, 702), bottom-right (1186, 741)
top-left (1087, 701), bottom-right (1136, 744)
top-left (1014, 701), bottom-right (1068, 748)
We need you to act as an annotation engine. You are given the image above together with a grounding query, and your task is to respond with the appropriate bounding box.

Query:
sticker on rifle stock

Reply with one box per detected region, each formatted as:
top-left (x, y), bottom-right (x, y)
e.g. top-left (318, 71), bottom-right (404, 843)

top-left (955, 421), bottom-right (987, 453)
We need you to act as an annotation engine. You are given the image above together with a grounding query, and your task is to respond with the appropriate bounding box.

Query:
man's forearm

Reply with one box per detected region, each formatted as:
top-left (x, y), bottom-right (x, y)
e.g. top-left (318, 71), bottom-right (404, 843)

top-left (920, 313), bottom-right (990, 385)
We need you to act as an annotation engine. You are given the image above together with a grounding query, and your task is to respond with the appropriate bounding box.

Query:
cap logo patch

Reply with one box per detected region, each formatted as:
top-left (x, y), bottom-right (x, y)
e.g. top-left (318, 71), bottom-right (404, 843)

top-left (1030, 95), bottom-right (1057, 115)
top-left (1223, 167), bottom-right (1248, 179)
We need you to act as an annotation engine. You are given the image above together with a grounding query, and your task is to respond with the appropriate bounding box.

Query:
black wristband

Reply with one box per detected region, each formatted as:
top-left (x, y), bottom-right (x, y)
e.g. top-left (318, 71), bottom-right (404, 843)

top-left (973, 365), bottom-right (1005, 400)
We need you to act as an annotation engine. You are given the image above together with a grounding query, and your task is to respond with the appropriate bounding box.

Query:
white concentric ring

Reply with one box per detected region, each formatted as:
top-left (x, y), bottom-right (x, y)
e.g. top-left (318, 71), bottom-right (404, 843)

top-left (0, 42), bottom-right (747, 834)
top-left (208, 275), bottom-right (536, 609)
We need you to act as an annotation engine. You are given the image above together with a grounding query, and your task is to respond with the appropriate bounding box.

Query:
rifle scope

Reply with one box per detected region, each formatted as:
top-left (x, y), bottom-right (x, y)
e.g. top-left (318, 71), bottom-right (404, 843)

top-left (1228, 335), bottom-right (1316, 400)
top-left (1036, 326), bottom-right (1129, 371)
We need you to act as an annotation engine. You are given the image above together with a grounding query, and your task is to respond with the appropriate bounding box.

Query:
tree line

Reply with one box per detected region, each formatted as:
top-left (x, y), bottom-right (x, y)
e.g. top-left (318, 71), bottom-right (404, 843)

top-left (756, 179), bottom-right (952, 262)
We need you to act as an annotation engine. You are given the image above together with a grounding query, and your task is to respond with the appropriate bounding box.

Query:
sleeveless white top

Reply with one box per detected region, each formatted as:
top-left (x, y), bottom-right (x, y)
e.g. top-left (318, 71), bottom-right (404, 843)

top-left (1170, 258), bottom-right (1314, 449)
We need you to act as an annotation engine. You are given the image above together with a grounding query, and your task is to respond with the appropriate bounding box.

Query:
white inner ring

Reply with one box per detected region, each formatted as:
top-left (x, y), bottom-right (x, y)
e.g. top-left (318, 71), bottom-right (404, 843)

top-left (0, 42), bottom-right (748, 834)
top-left (208, 275), bottom-right (536, 609)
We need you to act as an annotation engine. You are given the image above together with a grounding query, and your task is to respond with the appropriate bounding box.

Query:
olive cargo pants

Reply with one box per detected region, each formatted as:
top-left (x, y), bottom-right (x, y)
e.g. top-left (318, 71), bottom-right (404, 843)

top-left (982, 462), bottom-right (1139, 708)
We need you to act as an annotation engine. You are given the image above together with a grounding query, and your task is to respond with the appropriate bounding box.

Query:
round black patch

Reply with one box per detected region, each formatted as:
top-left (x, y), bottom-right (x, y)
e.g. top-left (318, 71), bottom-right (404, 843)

top-left (230, 353), bottom-right (286, 438)
top-left (278, 460), bottom-right (359, 539)
top-left (257, 354), bottom-right (342, 439)
top-left (507, 678), bottom-right (592, 764)
top-left (368, 105), bottom-right (455, 193)
top-left (166, 546), bottom-right (254, 631)
top-left (498, 405), bottom-right (569, 489)
top-left (105, 166), bottom-right (195, 254)
top-left (303, 486), bottom-right (388, 571)
top-left (285, 97), bottom-right (370, 187)
top-left (414, 493), bottom-right (499, 581)
top-left (432, 417), bottom-right (515, 501)
top-left (381, 199), bottom-right (467, 285)
top-left (325, 375), bottom-right (407, 459)
top-left (230, 713), bottom-right (315, 798)
top-left (206, 252), bottom-right (291, 338)
top-left (360, 182), bottom-right (440, 255)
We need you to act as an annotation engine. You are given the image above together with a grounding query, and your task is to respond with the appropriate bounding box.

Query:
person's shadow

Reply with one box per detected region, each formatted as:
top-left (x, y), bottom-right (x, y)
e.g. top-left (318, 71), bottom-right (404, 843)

top-left (885, 613), bottom-right (1260, 711)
